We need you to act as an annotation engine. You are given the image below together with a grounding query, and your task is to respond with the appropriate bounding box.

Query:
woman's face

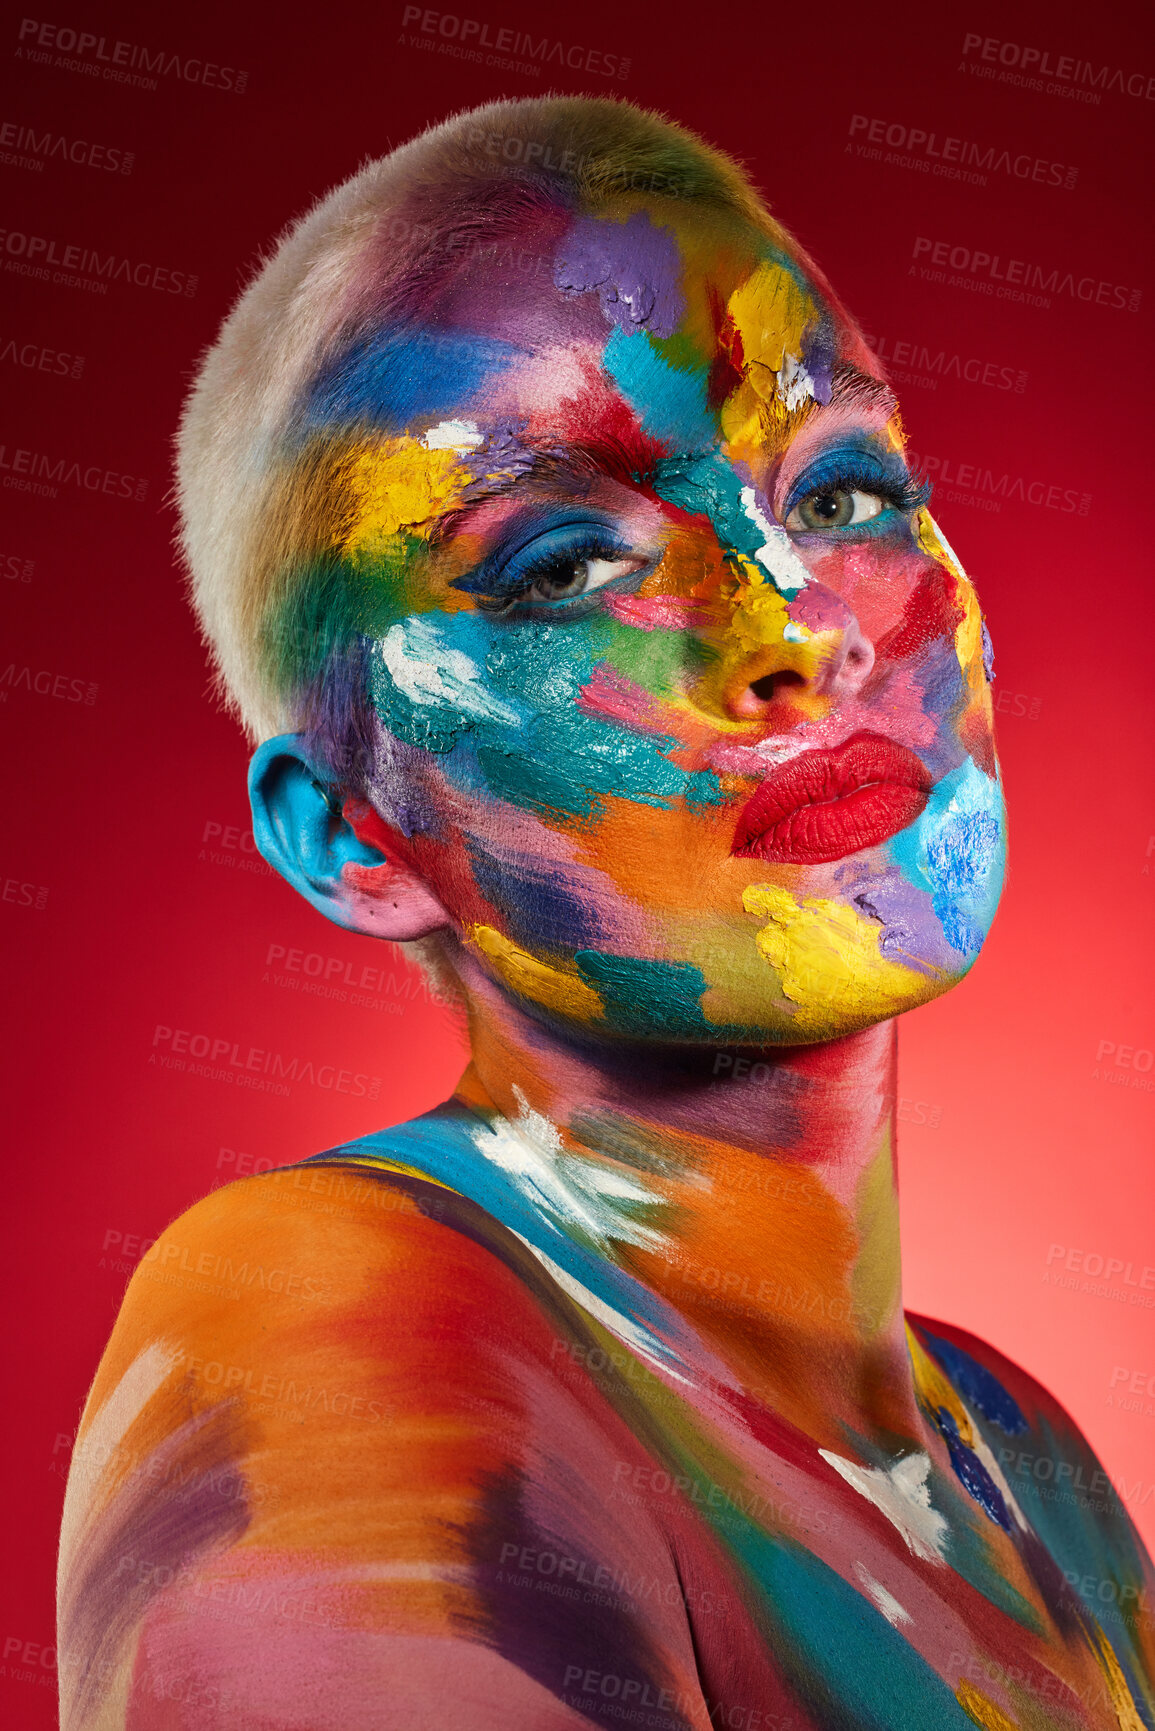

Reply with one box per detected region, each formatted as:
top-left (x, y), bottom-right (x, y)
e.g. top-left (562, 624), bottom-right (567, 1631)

top-left (324, 196), bottom-right (1004, 1044)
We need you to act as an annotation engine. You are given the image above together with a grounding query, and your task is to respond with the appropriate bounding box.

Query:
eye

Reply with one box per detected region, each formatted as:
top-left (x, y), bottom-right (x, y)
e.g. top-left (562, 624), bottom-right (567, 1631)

top-left (785, 487), bottom-right (886, 531)
top-left (468, 524), bottom-right (650, 616)
top-left (524, 549), bottom-right (644, 604)
top-left (780, 452), bottom-right (932, 534)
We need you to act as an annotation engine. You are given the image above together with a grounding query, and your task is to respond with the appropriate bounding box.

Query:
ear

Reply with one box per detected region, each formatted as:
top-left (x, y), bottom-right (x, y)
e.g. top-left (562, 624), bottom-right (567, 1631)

top-left (248, 735), bottom-right (450, 941)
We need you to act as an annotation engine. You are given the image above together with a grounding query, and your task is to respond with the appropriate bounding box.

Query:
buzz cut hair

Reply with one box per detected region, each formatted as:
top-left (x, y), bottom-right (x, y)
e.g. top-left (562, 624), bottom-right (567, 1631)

top-left (176, 94), bottom-right (843, 789)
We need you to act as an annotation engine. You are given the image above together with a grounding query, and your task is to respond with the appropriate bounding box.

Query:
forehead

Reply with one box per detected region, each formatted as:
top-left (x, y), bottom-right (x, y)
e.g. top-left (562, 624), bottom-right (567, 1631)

top-left (305, 196), bottom-right (868, 446)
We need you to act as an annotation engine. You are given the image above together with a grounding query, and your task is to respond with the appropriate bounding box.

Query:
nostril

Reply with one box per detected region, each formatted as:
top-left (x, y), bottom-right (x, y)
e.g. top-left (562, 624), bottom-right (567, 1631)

top-left (749, 670), bottom-right (803, 702)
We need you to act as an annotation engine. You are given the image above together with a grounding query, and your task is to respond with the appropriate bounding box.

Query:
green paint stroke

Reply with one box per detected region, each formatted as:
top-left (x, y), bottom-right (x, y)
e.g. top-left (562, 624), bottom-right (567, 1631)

top-left (261, 538), bottom-right (424, 698)
top-left (741, 1529), bottom-right (979, 1730)
top-left (563, 1327), bottom-right (980, 1731)
top-left (573, 952), bottom-right (748, 1041)
top-left (593, 616), bottom-right (700, 698)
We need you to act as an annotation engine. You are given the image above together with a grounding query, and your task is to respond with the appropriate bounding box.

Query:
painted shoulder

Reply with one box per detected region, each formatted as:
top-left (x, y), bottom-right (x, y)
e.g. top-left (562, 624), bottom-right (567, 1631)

top-left (92, 1126), bottom-right (551, 1402)
top-left (910, 1312), bottom-right (1113, 1464)
top-left (60, 1125), bottom-right (692, 1731)
top-left (909, 1313), bottom-right (1087, 1438)
top-left (910, 1312), bottom-right (1154, 1593)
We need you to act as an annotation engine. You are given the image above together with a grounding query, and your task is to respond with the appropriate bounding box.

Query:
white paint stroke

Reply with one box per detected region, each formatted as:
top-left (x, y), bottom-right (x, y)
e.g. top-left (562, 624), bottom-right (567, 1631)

top-left (820, 1448), bottom-right (949, 1563)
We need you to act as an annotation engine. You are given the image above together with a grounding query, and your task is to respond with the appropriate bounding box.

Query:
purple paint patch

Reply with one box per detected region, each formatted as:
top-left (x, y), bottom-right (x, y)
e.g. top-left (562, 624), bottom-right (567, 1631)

top-left (370, 729), bottom-right (444, 839)
top-left (59, 1403), bottom-right (250, 1730)
top-left (553, 212), bottom-right (684, 339)
top-left (460, 423), bottom-right (538, 491)
top-left (800, 319), bottom-right (836, 406)
top-left (841, 868), bottom-right (956, 975)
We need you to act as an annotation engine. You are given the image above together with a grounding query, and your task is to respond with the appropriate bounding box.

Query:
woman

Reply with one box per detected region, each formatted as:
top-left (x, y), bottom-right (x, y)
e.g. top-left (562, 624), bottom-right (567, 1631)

top-left (59, 95), bottom-right (1153, 1729)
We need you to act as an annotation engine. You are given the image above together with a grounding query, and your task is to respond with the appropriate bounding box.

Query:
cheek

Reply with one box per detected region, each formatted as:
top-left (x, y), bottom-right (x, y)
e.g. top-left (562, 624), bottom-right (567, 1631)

top-left (369, 614), bottom-right (520, 756)
top-left (371, 610), bottom-right (714, 843)
top-left (636, 525), bottom-right (729, 603)
top-left (797, 537), bottom-right (936, 646)
top-left (952, 574), bottom-right (989, 684)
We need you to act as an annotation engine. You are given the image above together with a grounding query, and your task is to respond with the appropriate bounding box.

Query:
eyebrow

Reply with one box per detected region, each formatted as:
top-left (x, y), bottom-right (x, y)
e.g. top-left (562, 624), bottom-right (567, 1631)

top-left (826, 365), bottom-right (897, 420)
top-left (439, 363), bottom-right (898, 535)
top-left (538, 425), bottom-right (668, 487)
top-left (438, 431), bottom-right (665, 532)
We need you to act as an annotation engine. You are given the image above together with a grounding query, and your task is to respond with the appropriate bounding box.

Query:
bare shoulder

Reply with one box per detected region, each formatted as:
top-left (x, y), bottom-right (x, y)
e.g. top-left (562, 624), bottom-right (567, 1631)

top-left (84, 1150), bottom-right (567, 1427)
top-left (60, 1157), bottom-right (693, 1730)
top-left (909, 1312), bottom-right (1154, 1571)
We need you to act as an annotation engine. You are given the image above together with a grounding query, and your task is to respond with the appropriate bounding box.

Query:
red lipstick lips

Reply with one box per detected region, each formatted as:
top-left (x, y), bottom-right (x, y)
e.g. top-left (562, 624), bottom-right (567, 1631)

top-left (732, 732), bottom-right (932, 864)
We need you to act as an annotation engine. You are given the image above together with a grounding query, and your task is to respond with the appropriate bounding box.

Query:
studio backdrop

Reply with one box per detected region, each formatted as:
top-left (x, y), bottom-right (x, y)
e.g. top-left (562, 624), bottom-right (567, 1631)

top-left (2, 0), bottom-right (1152, 1717)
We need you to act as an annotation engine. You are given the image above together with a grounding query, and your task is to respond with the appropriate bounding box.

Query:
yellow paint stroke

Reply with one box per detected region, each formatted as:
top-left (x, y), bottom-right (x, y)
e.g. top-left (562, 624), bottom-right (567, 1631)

top-left (1089, 1624), bottom-right (1147, 1731)
top-left (721, 262), bottom-right (818, 456)
top-left (743, 884), bottom-right (935, 1037)
top-left (954, 584), bottom-right (987, 696)
top-left (469, 924), bottom-right (605, 1022)
top-left (956, 1680), bottom-right (1019, 1731)
top-left (313, 1153), bottom-right (462, 1195)
top-left (336, 437), bottom-right (470, 557)
top-left (906, 1323), bottom-right (973, 1446)
top-left (852, 1134), bottom-right (902, 1338)
top-left (721, 557), bottom-right (833, 727)
top-left (916, 507), bottom-right (967, 583)
top-left (682, 554), bottom-right (832, 728)
top-left (727, 262), bottom-right (815, 378)
top-left (726, 557), bottom-right (801, 654)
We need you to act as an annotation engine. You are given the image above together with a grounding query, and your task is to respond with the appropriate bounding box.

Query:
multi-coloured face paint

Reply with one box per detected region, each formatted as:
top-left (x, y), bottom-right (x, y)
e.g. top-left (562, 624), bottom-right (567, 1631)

top-left (266, 192), bottom-right (1005, 1046)
top-left (67, 106), bottom-right (1155, 1731)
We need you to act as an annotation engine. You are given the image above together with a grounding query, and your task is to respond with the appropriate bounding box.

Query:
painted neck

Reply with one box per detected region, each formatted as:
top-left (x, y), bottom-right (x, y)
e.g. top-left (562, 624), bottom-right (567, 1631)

top-left (451, 957), bottom-right (923, 1447)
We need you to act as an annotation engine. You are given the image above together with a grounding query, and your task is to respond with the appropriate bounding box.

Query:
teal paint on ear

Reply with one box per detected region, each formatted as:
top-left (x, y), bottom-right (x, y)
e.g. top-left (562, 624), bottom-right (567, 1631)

top-left (248, 735), bottom-right (386, 928)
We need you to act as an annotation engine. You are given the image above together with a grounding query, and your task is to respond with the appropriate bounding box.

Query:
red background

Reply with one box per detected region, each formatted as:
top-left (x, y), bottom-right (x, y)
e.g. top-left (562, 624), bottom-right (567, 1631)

top-left (2, 0), bottom-right (1152, 1715)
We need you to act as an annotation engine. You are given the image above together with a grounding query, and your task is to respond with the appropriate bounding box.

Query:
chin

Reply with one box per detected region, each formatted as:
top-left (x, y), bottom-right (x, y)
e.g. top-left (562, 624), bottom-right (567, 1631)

top-left (466, 773), bottom-right (1004, 1045)
top-left (691, 927), bottom-right (967, 1048)
top-left (468, 910), bottom-right (982, 1052)
top-left (651, 855), bottom-right (998, 1046)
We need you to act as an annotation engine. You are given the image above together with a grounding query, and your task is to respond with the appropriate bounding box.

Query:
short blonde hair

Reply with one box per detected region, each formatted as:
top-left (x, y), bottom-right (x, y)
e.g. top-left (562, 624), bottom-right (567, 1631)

top-left (176, 94), bottom-right (816, 779)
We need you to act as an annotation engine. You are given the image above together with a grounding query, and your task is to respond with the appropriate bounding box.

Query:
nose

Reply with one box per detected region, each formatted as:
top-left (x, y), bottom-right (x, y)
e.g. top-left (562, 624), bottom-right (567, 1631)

top-left (723, 582), bottom-right (876, 723)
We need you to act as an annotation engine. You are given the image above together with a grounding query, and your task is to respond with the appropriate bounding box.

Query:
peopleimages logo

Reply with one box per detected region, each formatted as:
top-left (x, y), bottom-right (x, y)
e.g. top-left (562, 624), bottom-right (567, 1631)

top-left (905, 448), bottom-right (1090, 518)
top-left (1, 871), bottom-right (49, 910)
top-left (149, 1024), bottom-right (382, 1101)
top-left (0, 663), bottom-right (98, 704)
top-left (0, 548), bottom-right (34, 581)
top-left (848, 115), bottom-right (1076, 190)
top-left (960, 33), bottom-right (1155, 103)
top-left (0, 440), bottom-right (147, 501)
top-left (399, 7), bottom-right (630, 81)
top-left (0, 337), bottom-right (84, 379)
top-left (0, 228), bottom-right (197, 297)
top-left (15, 19), bottom-right (248, 93)
top-left (911, 238), bottom-right (1140, 313)
top-left (0, 119), bottom-right (133, 174)
top-left (865, 331), bottom-right (1027, 395)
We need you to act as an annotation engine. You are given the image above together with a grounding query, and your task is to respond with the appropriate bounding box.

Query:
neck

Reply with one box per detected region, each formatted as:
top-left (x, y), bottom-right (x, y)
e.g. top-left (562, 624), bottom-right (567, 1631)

top-left (450, 958), bottom-right (925, 1450)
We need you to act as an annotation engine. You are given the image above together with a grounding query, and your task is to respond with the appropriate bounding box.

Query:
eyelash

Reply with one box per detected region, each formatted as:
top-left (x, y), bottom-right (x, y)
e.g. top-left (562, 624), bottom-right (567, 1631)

top-left (786, 457), bottom-right (932, 521)
top-left (462, 454), bottom-right (927, 616)
top-left (475, 532), bottom-right (634, 615)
